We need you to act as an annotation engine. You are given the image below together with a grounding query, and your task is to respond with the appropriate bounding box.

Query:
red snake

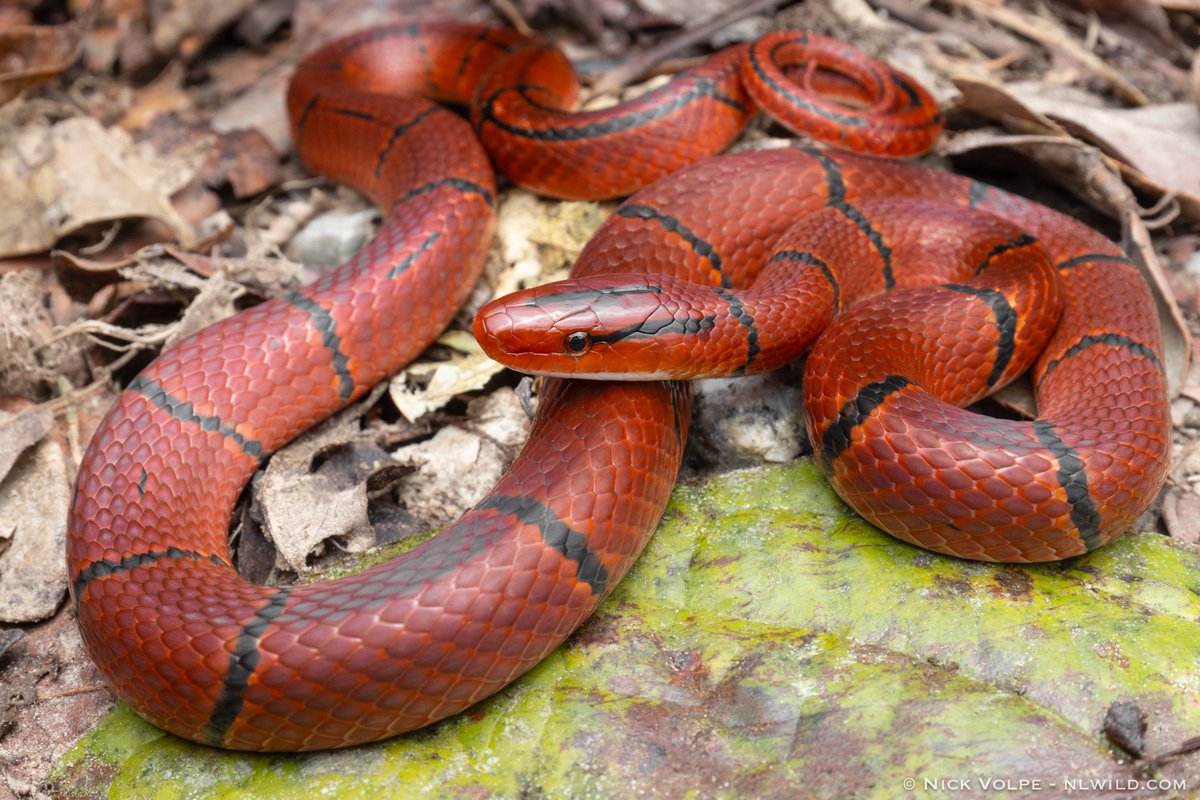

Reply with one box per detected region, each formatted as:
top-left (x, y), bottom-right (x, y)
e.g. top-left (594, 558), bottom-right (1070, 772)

top-left (66, 20), bottom-right (1171, 751)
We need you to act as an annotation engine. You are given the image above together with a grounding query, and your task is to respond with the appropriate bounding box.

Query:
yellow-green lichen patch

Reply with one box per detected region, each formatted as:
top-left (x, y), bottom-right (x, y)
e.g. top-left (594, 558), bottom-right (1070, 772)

top-left (52, 461), bottom-right (1200, 798)
top-left (299, 528), bottom-right (440, 584)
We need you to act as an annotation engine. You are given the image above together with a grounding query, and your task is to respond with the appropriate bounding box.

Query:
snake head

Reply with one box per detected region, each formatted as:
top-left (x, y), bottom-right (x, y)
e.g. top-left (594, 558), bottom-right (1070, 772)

top-left (474, 273), bottom-right (714, 379)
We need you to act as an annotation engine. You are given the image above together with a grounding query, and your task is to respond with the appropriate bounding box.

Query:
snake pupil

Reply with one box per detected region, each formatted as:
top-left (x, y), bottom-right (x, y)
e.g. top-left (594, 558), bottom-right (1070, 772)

top-left (565, 332), bottom-right (591, 355)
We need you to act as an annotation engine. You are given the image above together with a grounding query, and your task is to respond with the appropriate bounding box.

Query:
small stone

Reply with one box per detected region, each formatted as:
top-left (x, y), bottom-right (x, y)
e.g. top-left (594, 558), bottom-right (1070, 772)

top-left (690, 373), bottom-right (806, 467)
top-left (284, 208), bottom-right (378, 267)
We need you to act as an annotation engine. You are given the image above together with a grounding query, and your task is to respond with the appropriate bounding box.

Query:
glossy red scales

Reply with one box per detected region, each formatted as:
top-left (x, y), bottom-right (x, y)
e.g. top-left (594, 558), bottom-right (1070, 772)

top-left (479, 148), bottom-right (1170, 561)
top-left (67, 18), bottom-right (1169, 752)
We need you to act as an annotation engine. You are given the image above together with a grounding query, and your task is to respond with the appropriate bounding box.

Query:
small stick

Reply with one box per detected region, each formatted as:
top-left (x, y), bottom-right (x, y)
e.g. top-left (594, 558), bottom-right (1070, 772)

top-left (947, 0), bottom-right (1149, 106)
top-left (38, 684), bottom-right (109, 701)
top-left (488, 0), bottom-right (532, 36)
top-left (869, 0), bottom-right (1026, 61)
top-left (591, 0), bottom-right (790, 95)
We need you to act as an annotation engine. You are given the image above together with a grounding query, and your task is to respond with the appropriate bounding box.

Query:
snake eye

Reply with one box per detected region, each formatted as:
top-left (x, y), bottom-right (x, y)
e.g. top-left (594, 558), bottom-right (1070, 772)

top-left (564, 331), bottom-right (592, 357)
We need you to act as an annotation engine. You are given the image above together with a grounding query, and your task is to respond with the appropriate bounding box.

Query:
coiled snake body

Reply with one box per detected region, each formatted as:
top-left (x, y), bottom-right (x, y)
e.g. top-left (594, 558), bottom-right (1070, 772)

top-left (67, 20), bottom-right (1170, 751)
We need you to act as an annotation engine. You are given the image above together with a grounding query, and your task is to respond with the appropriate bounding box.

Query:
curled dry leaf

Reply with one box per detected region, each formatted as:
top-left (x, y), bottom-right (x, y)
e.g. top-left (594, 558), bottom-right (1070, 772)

top-left (1005, 82), bottom-right (1200, 221)
top-left (257, 412), bottom-right (377, 574)
top-left (391, 388), bottom-right (531, 529)
top-left (0, 1), bottom-right (96, 105)
top-left (950, 75), bottom-right (1200, 224)
top-left (389, 346), bottom-right (507, 423)
top-left (0, 404), bottom-right (53, 485)
top-left (947, 77), bottom-right (1138, 219)
top-left (0, 409), bottom-right (70, 623)
top-left (0, 108), bottom-right (209, 259)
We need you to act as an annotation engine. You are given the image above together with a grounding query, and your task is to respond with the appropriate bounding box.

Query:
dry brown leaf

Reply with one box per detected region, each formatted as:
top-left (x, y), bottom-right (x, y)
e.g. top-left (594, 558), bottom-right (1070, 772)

top-left (0, 405), bottom-right (53, 485)
top-left (391, 388), bottom-right (530, 529)
top-left (208, 128), bottom-right (283, 198)
top-left (0, 108), bottom-right (209, 258)
top-left (948, 75), bottom-right (1200, 224)
top-left (389, 349), bottom-right (506, 423)
top-left (1005, 83), bottom-right (1200, 214)
top-left (117, 61), bottom-right (191, 132)
top-left (0, 2), bottom-right (96, 105)
top-left (0, 409), bottom-right (70, 623)
top-left (210, 61), bottom-right (293, 152)
top-left (257, 413), bottom-right (376, 574)
top-left (950, 74), bottom-right (1070, 136)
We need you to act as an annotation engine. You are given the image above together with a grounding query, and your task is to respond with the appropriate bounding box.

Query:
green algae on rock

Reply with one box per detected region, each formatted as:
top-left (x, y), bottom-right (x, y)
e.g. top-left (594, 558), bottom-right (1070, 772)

top-left (51, 461), bottom-right (1200, 799)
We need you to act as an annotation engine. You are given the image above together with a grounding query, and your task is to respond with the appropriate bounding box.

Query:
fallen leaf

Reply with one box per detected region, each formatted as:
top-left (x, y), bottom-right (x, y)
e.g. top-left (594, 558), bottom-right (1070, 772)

top-left (391, 389), bottom-right (530, 528)
top-left (209, 59), bottom-right (294, 153)
top-left (0, 1), bottom-right (96, 105)
top-left (949, 75), bottom-right (1200, 224)
top-left (0, 404), bottom-right (53, 484)
top-left (1006, 82), bottom-right (1200, 211)
top-left (0, 409), bottom-right (70, 623)
top-left (389, 352), bottom-right (506, 423)
top-left (0, 108), bottom-right (209, 258)
top-left (117, 61), bottom-right (191, 132)
top-left (257, 412), bottom-right (377, 573)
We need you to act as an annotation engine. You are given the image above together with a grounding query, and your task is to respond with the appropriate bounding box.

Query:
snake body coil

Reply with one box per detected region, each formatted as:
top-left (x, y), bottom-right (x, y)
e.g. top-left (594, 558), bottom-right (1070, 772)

top-left (67, 21), bottom-right (1170, 751)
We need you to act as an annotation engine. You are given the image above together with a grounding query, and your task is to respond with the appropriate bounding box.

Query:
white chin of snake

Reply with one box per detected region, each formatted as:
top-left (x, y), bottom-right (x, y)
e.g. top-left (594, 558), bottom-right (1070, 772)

top-left (529, 370), bottom-right (679, 381)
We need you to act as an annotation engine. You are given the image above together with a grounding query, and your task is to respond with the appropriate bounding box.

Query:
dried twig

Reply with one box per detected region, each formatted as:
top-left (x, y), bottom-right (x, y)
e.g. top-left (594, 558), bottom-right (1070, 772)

top-left (37, 684), bottom-right (109, 702)
top-left (487, 0), bottom-right (532, 36)
top-left (869, 0), bottom-right (1027, 60)
top-left (947, 0), bottom-right (1150, 105)
top-left (590, 0), bottom-right (789, 95)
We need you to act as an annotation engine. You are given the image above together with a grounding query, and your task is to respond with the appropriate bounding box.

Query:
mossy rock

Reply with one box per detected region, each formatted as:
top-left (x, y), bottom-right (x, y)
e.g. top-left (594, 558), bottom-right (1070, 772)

top-left (50, 460), bottom-right (1200, 799)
